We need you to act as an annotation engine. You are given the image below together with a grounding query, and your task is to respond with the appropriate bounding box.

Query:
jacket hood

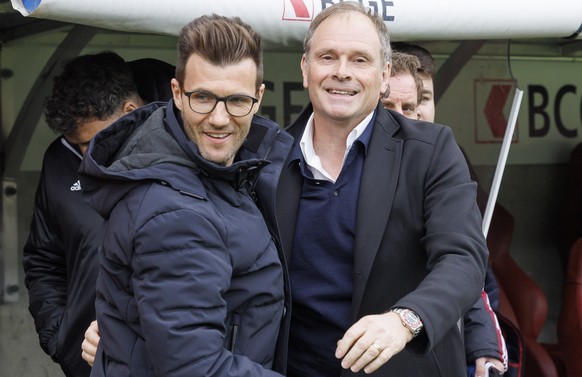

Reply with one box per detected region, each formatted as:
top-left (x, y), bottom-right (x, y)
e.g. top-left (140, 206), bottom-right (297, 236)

top-left (79, 100), bottom-right (290, 219)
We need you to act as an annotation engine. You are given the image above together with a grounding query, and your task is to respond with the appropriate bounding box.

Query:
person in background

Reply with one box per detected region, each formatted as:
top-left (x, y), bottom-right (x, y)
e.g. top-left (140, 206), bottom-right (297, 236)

top-left (277, 2), bottom-right (488, 376)
top-left (391, 42), bottom-right (436, 123)
top-left (78, 14), bottom-right (293, 377)
top-left (382, 49), bottom-right (507, 376)
top-left (127, 57), bottom-right (176, 104)
top-left (22, 51), bottom-right (145, 377)
top-left (380, 51), bottom-right (423, 118)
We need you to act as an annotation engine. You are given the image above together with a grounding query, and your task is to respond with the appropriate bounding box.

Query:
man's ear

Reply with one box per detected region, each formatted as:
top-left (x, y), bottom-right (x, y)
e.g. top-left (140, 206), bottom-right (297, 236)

top-left (122, 100), bottom-right (141, 114)
top-left (380, 61), bottom-right (391, 96)
top-left (171, 78), bottom-right (184, 111)
top-left (300, 54), bottom-right (309, 89)
top-left (253, 83), bottom-right (266, 114)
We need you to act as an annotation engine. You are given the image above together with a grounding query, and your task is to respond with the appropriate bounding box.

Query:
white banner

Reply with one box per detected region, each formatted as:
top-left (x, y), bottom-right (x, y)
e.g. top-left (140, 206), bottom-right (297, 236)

top-left (11, 0), bottom-right (582, 50)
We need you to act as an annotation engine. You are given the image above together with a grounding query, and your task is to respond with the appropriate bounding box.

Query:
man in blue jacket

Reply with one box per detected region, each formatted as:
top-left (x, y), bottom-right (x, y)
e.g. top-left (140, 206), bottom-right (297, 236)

top-left (78, 14), bottom-right (292, 377)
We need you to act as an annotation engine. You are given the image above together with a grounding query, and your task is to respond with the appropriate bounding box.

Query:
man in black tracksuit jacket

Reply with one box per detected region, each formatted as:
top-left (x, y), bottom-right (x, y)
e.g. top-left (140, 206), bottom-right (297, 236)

top-left (22, 52), bottom-right (172, 377)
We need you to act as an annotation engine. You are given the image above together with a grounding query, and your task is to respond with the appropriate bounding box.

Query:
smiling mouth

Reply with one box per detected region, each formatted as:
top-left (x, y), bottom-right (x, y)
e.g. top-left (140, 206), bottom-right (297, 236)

top-left (206, 132), bottom-right (230, 139)
top-left (327, 89), bottom-right (357, 96)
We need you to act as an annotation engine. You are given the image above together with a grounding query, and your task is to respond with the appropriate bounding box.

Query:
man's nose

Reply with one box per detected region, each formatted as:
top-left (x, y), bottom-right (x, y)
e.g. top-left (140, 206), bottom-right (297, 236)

top-left (208, 100), bottom-right (230, 125)
top-left (333, 58), bottom-right (351, 80)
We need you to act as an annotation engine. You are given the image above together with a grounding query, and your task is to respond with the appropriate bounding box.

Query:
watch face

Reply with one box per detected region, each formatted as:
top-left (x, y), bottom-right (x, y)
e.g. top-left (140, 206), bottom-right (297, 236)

top-left (403, 310), bottom-right (421, 327)
top-left (392, 308), bottom-right (423, 336)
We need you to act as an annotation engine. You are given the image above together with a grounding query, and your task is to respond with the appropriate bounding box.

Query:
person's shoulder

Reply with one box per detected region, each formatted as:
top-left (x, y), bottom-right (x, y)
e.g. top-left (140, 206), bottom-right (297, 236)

top-left (248, 113), bottom-right (294, 152)
top-left (45, 135), bottom-right (66, 151)
top-left (378, 108), bottom-right (450, 144)
top-left (251, 113), bottom-right (281, 130)
top-left (284, 102), bottom-right (313, 138)
top-left (43, 136), bottom-right (78, 163)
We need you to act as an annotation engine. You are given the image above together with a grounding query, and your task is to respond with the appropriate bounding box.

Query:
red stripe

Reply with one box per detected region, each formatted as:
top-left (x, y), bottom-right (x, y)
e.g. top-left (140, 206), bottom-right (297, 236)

top-left (289, 0), bottom-right (310, 18)
top-left (482, 291), bottom-right (509, 370)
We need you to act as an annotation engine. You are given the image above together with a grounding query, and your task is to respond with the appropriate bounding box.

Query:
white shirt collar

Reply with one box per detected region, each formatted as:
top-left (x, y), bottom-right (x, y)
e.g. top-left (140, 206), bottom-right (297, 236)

top-left (299, 111), bottom-right (374, 183)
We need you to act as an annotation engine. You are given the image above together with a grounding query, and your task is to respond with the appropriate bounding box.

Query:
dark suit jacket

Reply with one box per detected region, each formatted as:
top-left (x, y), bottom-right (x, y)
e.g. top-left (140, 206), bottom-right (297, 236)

top-left (275, 103), bottom-right (488, 377)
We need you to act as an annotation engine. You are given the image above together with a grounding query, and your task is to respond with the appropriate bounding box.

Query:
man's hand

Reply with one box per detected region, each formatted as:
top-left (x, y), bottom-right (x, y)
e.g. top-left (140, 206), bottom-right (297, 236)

top-left (475, 357), bottom-right (505, 377)
top-left (335, 312), bottom-right (412, 374)
top-left (81, 320), bottom-right (100, 366)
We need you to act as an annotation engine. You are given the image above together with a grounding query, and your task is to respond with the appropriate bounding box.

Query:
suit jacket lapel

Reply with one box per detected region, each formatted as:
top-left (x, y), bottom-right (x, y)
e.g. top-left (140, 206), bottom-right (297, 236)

top-left (275, 104), bottom-right (312, 263)
top-left (276, 160), bottom-right (302, 264)
top-left (351, 107), bottom-right (403, 318)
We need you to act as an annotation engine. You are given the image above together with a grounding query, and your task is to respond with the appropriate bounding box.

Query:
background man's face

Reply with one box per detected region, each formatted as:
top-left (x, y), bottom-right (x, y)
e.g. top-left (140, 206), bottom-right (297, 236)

top-left (381, 72), bottom-right (418, 119)
top-left (66, 114), bottom-right (124, 155)
top-left (172, 54), bottom-right (264, 166)
top-left (418, 76), bottom-right (435, 122)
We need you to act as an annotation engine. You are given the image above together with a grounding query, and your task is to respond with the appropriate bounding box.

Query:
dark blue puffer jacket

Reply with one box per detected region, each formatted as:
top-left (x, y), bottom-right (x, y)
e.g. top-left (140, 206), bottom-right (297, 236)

top-left (79, 101), bottom-right (293, 377)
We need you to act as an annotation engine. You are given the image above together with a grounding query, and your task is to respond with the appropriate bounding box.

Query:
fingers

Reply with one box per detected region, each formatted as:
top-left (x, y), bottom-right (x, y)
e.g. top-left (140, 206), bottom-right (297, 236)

top-left (339, 339), bottom-right (398, 374)
top-left (362, 345), bottom-right (393, 374)
top-left (475, 357), bottom-right (505, 377)
top-left (336, 313), bottom-right (408, 373)
top-left (475, 357), bottom-right (487, 377)
top-left (487, 358), bottom-right (505, 373)
top-left (81, 320), bottom-right (100, 366)
top-left (81, 346), bottom-right (95, 366)
top-left (85, 320), bottom-right (100, 347)
top-left (335, 322), bottom-right (365, 360)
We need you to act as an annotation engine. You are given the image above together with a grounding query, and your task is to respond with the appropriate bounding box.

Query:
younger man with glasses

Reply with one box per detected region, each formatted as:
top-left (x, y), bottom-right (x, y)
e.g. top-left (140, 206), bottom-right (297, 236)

top-left (78, 14), bottom-right (293, 377)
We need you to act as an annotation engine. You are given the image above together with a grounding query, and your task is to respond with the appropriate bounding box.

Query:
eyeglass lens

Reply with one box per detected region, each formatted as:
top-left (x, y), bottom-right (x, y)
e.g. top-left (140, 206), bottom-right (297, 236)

top-left (188, 91), bottom-right (255, 117)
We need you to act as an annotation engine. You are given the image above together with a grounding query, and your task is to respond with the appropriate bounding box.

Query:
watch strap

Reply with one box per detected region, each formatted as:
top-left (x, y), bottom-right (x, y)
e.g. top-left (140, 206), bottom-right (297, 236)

top-left (390, 308), bottom-right (423, 337)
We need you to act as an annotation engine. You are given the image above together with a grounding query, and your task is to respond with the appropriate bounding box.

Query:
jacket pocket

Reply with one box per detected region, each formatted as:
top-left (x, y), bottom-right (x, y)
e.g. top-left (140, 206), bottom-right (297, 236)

top-left (225, 312), bottom-right (241, 353)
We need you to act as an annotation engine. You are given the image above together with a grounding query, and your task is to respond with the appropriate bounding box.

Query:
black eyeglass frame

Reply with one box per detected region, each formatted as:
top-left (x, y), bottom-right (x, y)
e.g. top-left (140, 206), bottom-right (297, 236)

top-left (183, 90), bottom-right (259, 117)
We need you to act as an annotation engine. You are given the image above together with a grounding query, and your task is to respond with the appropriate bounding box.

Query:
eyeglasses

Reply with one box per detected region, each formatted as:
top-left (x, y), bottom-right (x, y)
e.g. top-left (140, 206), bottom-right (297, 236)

top-left (184, 90), bottom-right (258, 117)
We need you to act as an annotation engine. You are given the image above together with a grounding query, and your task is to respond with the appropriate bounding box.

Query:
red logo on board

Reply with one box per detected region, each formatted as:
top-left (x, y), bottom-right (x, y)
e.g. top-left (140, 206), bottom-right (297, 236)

top-left (282, 0), bottom-right (314, 21)
top-left (474, 79), bottom-right (518, 144)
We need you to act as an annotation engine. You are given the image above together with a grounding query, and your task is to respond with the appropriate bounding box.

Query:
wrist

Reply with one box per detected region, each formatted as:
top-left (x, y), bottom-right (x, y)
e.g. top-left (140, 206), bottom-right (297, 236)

top-left (390, 308), bottom-right (423, 338)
